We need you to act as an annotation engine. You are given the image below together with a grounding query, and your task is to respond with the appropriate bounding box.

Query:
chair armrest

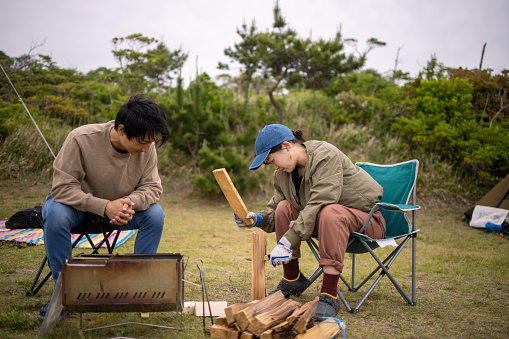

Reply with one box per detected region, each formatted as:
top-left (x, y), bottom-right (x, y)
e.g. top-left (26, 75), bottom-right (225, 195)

top-left (377, 202), bottom-right (420, 212)
top-left (356, 202), bottom-right (420, 236)
top-left (351, 232), bottom-right (374, 242)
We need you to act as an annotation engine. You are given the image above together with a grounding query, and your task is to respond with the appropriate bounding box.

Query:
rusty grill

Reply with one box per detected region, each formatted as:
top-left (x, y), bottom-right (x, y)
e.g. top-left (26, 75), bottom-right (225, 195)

top-left (61, 253), bottom-right (184, 313)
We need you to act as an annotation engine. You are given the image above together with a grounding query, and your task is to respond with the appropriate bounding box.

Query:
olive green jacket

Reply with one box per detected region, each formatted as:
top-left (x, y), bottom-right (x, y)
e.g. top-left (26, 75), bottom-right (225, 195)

top-left (258, 140), bottom-right (383, 245)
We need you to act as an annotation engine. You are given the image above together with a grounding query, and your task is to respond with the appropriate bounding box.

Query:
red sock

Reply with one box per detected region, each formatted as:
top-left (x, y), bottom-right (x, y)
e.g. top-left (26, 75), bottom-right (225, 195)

top-left (320, 273), bottom-right (339, 297)
top-left (283, 259), bottom-right (300, 280)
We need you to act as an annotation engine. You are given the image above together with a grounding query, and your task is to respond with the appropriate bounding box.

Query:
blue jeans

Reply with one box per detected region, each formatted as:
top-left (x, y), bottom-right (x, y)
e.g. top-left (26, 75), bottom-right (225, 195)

top-left (42, 194), bottom-right (165, 284)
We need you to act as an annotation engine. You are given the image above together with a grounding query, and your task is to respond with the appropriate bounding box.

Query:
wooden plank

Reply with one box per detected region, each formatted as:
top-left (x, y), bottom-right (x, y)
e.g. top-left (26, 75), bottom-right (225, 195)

top-left (195, 301), bottom-right (228, 317)
top-left (183, 301), bottom-right (195, 314)
top-left (295, 322), bottom-right (340, 339)
top-left (213, 168), bottom-right (254, 226)
top-left (252, 230), bottom-right (267, 301)
top-left (209, 324), bottom-right (240, 339)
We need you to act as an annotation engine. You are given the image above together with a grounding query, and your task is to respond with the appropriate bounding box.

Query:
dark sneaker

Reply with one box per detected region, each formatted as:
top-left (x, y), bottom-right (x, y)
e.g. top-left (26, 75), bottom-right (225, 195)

top-left (268, 273), bottom-right (311, 298)
top-left (313, 293), bottom-right (341, 320)
top-left (38, 300), bottom-right (65, 320)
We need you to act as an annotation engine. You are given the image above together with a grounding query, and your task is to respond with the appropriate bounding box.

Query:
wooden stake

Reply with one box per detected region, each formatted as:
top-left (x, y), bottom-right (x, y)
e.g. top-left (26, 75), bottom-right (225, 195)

top-left (213, 168), bottom-right (254, 226)
top-left (252, 230), bottom-right (267, 301)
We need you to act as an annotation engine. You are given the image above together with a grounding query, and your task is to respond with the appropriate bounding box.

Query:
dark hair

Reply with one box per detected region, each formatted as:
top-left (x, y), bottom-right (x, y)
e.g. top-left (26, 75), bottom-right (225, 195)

top-left (115, 94), bottom-right (169, 146)
top-left (269, 129), bottom-right (306, 154)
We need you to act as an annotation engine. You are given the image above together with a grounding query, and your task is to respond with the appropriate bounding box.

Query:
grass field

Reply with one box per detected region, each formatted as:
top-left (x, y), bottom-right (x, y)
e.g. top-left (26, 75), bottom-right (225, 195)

top-left (1, 179), bottom-right (508, 339)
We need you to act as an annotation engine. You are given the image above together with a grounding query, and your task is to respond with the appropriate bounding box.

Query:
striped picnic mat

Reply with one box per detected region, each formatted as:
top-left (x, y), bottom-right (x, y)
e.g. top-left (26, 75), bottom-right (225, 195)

top-left (0, 220), bottom-right (135, 248)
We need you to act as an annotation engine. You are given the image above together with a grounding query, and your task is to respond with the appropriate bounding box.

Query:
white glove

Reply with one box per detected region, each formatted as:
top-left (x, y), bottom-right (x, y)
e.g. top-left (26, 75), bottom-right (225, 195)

top-left (270, 236), bottom-right (293, 266)
top-left (234, 212), bottom-right (257, 229)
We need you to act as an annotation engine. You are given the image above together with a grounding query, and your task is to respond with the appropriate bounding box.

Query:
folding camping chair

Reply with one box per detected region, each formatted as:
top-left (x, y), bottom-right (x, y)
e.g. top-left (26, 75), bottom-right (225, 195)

top-left (26, 212), bottom-right (120, 296)
top-left (306, 159), bottom-right (420, 313)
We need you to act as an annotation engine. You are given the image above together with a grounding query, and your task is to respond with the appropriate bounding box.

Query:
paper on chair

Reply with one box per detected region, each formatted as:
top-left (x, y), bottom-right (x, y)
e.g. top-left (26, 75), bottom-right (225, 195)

top-left (376, 238), bottom-right (398, 248)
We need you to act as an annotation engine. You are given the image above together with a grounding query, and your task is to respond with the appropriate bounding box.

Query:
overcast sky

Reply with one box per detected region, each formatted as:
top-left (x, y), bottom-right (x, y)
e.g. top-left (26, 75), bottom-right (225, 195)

top-left (1, 0), bottom-right (508, 84)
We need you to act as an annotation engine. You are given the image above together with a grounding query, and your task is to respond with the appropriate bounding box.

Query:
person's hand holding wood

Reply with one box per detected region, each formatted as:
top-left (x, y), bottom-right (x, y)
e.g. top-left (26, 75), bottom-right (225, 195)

top-left (234, 212), bottom-right (262, 228)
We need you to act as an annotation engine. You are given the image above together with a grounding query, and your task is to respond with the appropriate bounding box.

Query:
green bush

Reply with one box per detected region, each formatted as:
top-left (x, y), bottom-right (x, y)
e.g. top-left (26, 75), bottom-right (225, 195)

top-left (393, 78), bottom-right (509, 180)
top-left (0, 117), bottom-right (70, 180)
top-left (0, 101), bottom-right (28, 139)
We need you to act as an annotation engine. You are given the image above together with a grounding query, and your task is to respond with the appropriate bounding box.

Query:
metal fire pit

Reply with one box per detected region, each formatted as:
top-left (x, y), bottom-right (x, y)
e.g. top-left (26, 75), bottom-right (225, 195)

top-left (61, 253), bottom-right (184, 313)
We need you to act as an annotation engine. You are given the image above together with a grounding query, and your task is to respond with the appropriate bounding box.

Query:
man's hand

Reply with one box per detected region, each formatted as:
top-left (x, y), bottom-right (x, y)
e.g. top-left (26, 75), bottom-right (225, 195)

top-left (269, 236), bottom-right (293, 266)
top-left (105, 197), bottom-right (135, 225)
top-left (234, 212), bottom-right (261, 228)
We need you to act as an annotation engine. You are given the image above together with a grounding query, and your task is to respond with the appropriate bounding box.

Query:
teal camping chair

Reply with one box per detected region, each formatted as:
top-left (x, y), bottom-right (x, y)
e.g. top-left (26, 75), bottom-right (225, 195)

top-left (306, 159), bottom-right (420, 313)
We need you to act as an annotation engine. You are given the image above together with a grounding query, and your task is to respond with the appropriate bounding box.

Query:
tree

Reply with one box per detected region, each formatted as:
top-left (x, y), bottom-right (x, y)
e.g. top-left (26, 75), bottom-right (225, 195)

top-left (255, 2), bottom-right (304, 123)
top-left (254, 1), bottom-right (379, 123)
top-left (419, 53), bottom-right (448, 81)
top-left (111, 33), bottom-right (188, 94)
top-left (143, 42), bottom-right (187, 90)
top-left (167, 72), bottom-right (233, 161)
top-left (219, 19), bottom-right (260, 108)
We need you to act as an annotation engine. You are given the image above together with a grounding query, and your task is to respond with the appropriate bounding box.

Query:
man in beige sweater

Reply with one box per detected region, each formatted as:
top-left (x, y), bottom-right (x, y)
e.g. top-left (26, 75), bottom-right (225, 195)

top-left (39, 94), bottom-right (169, 318)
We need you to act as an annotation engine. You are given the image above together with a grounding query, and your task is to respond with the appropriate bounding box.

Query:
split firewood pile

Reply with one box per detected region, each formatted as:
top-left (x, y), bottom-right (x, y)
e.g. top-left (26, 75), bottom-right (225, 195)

top-left (209, 290), bottom-right (343, 339)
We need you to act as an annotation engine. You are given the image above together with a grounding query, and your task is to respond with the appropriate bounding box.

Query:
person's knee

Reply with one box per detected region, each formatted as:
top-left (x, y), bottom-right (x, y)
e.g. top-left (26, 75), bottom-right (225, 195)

top-left (319, 205), bottom-right (347, 223)
top-left (275, 200), bottom-right (292, 216)
top-left (275, 200), bottom-right (293, 234)
top-left (146, 203), bottom-right (165, 228)
top-left (43, 199), bottom-right (77, 231)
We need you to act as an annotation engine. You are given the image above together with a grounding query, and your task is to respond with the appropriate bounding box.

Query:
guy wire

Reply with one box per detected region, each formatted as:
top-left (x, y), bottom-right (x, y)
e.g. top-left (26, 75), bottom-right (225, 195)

top-left (0, 64), bottom-right (56, 159)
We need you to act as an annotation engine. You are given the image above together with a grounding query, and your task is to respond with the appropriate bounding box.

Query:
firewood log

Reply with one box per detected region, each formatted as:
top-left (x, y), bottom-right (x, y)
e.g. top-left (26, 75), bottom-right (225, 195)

top-left (240, 331), bottom-right (255, 339)
top-left (234, 290), bottom-right (286, 331)
top-left (260, 328), bottom-right (273, 339)
top-left (209, 324), bottom-right (240, 339)
top-left (247, 299), bottom-right (300, 336)
top-left (292, 297), bottom-right (319, 334)
top-left (287, 296), bottom-right (318, 325)
top-left (225, 302), bottom-right (252, 325)
top-left (214, 316), bottom-right (229, 326)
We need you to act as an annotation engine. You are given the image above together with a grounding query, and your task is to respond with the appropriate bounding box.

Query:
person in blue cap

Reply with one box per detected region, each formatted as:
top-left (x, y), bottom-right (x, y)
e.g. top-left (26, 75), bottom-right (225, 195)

top-left (234, 124), bottom-right (386, 320)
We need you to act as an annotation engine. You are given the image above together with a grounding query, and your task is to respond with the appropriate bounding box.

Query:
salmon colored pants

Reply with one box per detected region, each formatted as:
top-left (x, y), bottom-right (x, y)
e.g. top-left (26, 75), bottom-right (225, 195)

top-left (275, 200), bottom-right (386, 273)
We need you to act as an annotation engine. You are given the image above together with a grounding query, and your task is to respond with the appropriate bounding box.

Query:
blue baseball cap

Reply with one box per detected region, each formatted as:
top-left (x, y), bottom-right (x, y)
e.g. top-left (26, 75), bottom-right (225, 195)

top-left (250, 124), bottom-right (295, 170)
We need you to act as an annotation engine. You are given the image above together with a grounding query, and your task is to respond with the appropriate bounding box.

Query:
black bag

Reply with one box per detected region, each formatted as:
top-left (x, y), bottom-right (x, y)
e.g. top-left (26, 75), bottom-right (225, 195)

top-left (501, 221), bottom-right (509, 239)
top-left (5, 206), bottom-right (43, 229)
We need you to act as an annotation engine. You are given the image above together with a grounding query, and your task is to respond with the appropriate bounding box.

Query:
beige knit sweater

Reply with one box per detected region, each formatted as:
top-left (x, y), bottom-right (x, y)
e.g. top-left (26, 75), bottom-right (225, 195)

top-left (50, 120), bottom-right (162, 216)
